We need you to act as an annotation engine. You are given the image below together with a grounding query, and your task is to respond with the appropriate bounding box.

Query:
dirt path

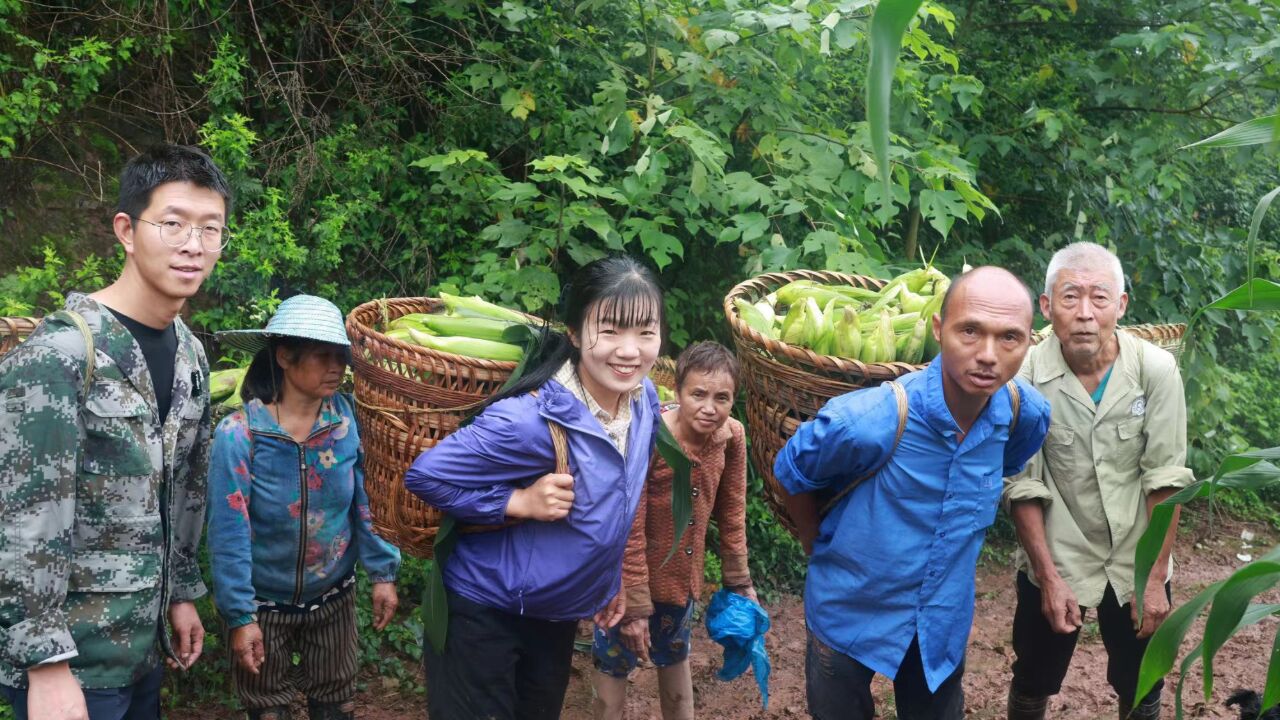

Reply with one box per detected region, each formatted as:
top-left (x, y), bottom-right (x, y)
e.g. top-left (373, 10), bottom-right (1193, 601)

top-left (175, 516), bottom-right (1278, 719)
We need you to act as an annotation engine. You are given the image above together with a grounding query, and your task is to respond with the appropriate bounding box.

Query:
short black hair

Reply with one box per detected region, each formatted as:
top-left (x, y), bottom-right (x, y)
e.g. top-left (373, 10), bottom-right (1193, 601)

top-left (116, 144), bottom-right (233, 219)
top-left (674, 341), bottom-right (740, 391)
top-left (940, 266), bottom-right (1034, 322)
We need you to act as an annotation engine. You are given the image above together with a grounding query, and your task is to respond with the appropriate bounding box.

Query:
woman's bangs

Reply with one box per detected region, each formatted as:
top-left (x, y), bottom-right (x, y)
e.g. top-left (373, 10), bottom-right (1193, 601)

top-left (591, 285), bottom-right (662, 329)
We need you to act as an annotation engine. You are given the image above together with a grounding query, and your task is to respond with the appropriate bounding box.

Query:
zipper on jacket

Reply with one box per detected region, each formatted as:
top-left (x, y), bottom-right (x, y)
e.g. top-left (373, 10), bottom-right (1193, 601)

top-left (292, 443), bottom-right (308, 604)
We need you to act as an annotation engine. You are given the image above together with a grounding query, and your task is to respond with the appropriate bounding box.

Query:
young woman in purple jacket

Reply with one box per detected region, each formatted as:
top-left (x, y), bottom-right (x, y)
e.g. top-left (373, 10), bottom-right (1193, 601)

top-left (404, 256), bottom-right (666, 719)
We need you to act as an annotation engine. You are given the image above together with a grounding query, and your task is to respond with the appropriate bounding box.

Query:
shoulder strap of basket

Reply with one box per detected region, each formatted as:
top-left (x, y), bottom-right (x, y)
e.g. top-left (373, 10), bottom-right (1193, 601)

top-left (1007, 379), bottom-right (1021, 435)
top-left (50, 310), bottom-right (95, 397)
top-left (818, 381), bottom-right (909, 518)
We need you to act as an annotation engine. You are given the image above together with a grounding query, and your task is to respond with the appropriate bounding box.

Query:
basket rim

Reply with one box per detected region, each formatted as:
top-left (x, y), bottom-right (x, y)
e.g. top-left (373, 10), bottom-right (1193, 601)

top-left (723, 269), bottom-right (922, 381)
top-left (347, 296), bottom-right (524, 372)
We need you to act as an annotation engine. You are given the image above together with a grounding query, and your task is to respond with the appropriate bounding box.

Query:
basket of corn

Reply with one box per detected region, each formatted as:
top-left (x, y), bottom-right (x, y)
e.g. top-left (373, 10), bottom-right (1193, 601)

top-left (0, 316), bottom-right (40, 358)
top-left (725, 267), bottom-right (950, 535)
top-left (345, 293), bottom-right (540, 557)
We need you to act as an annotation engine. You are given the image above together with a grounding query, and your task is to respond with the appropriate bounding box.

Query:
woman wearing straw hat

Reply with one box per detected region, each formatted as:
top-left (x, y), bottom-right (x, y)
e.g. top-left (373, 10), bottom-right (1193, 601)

top-left (206, 295), bottom-right (402, 720)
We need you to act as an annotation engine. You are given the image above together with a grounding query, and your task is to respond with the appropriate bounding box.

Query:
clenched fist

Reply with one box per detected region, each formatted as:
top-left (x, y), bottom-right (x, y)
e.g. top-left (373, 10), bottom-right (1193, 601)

top-left (507, 472), bottom-right (575, 521)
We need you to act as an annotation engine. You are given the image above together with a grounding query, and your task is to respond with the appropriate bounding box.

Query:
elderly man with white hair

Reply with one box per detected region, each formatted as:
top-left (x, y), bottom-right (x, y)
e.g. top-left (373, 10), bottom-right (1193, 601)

top-left (1003, 242), bottom-right (1194, 720)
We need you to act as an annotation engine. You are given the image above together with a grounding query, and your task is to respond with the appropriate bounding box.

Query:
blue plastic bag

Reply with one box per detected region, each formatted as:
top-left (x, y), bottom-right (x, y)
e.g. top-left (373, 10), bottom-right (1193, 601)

top-left (704, 588), bottom-right (771, 709)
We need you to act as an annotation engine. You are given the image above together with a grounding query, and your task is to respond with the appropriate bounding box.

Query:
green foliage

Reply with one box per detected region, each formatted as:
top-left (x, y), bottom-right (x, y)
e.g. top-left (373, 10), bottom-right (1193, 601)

top-left (0, 242), bottom-right (118, 315)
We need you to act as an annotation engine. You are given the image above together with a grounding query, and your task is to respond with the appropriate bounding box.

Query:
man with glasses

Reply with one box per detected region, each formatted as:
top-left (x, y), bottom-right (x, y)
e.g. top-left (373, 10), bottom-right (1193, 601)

top-left (0, 145), bottom-right (232, 719)
top-left (1003, 242), bottom-right (1193, 720)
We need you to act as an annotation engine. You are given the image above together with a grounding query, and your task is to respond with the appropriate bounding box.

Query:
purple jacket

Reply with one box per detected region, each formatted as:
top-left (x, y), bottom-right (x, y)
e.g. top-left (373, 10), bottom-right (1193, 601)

top-left (404, 378), bottom-right (660, 621)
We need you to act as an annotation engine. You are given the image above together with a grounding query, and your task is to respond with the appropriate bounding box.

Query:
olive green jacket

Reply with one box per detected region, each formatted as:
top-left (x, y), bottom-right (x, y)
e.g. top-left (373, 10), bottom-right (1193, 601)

top-left (1003, 330), bottom-right (1194, 607)
top-left (0, 293), bottom-right (210, 688)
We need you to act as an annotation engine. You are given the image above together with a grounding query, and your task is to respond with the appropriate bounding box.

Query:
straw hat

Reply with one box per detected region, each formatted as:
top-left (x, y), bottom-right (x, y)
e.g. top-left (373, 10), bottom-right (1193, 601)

top-left (217, 295), bottom-right (350, 354)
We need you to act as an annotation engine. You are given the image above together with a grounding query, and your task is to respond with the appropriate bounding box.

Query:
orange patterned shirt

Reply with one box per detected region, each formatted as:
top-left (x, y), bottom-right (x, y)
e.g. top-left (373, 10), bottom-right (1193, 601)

top-left (622, 413), bottom-right (751, 618)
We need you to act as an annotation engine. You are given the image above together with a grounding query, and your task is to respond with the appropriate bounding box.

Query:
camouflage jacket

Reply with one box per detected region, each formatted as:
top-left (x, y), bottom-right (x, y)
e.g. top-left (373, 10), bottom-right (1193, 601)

top-left (0, 293), bottom-right (210, 689)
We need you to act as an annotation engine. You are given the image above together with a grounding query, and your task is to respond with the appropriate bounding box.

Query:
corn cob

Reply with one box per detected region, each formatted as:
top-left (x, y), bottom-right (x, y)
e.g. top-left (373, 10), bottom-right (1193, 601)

top-left (901, 318), bottom-right (928, 364)
top-left (874, 310), bottom-right (896, 363)
top-left (209, 368), bottom-right (246, 404)
top-left (439, 292), bottom-right (531, 325)
top-left (801, 298), bottom-right (824, 349)
top-left (736, 298), bottom-right (775, 338)
top-left (812, 298), bottom-right (837, 355)
top-left (418, 313), bottom-right (519, 342)
top-left (832, 306), bottom-right (863, 359)
top-left (406, 328), bottom-right (525, 362)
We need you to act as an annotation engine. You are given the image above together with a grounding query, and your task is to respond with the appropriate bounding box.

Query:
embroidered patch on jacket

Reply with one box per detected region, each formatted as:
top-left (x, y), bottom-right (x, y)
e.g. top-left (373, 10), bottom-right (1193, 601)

top-left (1130, 397), bottom-right (1146, 417)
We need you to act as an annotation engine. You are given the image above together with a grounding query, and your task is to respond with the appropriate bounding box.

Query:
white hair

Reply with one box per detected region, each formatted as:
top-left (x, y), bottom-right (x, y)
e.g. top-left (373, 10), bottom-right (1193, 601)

top-left (1044, 242), bottom-right (1125, 297)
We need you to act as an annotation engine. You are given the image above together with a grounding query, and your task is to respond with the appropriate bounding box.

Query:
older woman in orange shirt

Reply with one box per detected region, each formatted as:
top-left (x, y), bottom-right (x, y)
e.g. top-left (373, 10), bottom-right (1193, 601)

top-left (591, 341), bottom-right (755, 720)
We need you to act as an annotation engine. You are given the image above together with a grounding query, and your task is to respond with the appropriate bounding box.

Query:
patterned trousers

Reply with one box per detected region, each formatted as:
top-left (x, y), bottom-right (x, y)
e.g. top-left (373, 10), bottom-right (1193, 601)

top-left (231, 589), bottom-right (358, 710)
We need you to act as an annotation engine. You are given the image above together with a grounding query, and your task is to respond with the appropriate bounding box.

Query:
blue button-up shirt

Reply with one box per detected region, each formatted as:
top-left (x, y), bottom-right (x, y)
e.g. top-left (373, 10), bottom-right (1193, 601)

top-left (775, 358), bottom-right (1049, 691)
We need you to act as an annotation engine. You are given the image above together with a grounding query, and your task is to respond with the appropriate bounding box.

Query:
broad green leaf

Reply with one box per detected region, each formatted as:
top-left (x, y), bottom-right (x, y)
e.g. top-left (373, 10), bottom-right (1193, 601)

top-left (656, 419), bottom-right (692, 563)
top-left (1264, 624), bottom-right (1280, 713)
top-left (1201, 559), bottom-right (1280, 699)
top-left (1204, 278), bottom-right (1280, 312)
top-left (866, 0), bottom-right (924, 206)
top-left (703, 29), bottom-right (740, 52)
top-left (1245, 185), bottom-right (1280, 298)
top-left (1133, 480), bottom-right (1210, 621)
top-left (1171, 604), bottom-right (1280, 718)
top-left (1135, 579), bottom-right (1225, 704)
top-left (1182, 114), bottom-right (1279, 149)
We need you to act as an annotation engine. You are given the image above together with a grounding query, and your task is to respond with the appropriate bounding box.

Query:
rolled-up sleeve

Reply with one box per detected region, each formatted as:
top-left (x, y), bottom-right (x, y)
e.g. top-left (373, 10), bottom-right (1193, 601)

top-left (1138, 353), bottom-right (1194, 494)
top-left (774, 385), bottom-right (893, 496)
top-left (1003, 451), bottom-right (1054, 511)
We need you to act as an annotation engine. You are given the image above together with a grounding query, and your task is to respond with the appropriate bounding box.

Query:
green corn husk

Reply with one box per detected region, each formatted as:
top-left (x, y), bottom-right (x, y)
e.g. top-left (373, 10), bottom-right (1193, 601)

top-left (439, 292), bottom-right (531, 325)
top-left (811, 298), bottom-right (837, 355)
top-left (801, 298), bottom-right (825, 350)
top-left (859, 310), bottom-right (921, 333)
top-left (419, 313), bottom-right (518, 342)
top-left (775, 280), bottom-right (861, 311)
top-left (832, 306), bottom-right (863, 360)
top-left (736, 298), bottom-right (775, 338)
top-left (385, 328), bottom-right (414, 343)
top-left (754, 300), bottom-right (777, 328)
top-left (779, 302), bottom-right (806, 345)
top-left (406, 327), bottom-right (525, 362)
top-left (901, 318), bottom-right (928, 364)
top-left (388, 316), bottom-right (437, 334)
top-left (222, 368), bottom-right (249, 409)
top-left (900, 289), bottom-right (930, 314)
top-left (875, 310), bottom-right (896, 363)
top-left (209, 367), bottom-right (246, 403)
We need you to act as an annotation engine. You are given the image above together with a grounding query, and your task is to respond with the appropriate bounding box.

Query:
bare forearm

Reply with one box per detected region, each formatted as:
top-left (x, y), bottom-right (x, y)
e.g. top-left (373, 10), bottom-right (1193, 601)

top-left (1145, 487), bottom-right (1182, 582)
top-left (1010, 500), bottom-right (1061, 581)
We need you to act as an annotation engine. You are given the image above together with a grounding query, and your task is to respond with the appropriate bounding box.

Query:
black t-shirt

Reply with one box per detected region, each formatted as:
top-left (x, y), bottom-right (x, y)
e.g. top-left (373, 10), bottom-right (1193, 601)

top-left (109, 309), bottom-right (178, 422)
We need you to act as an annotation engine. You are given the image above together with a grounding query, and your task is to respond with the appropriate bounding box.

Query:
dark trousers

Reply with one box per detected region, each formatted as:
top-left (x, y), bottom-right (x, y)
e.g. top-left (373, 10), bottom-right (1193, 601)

top-left (1, 663), bottom-right (164, 720)
top-left (805, 631), bottom-right (965, 720)
top-left (424, 590), bottom-right (578, 720)
top-left (1011, 571), bottom-right (1170, 705)
top-left (231, 587), bottom-right (359, 710)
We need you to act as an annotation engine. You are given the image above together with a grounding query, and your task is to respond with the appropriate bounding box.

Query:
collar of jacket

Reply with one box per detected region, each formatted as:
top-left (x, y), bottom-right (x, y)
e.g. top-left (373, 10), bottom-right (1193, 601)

top-left (920, 355), bottom-right (1016, 439)
top-left (242, 395), bottom-right (345, 441)
top-left (533, 378), bottom-right (653, 450)
top-left (63, 292), bottom-right (203, 435)
top-left (1031, 329), bottom-right (1144, 419)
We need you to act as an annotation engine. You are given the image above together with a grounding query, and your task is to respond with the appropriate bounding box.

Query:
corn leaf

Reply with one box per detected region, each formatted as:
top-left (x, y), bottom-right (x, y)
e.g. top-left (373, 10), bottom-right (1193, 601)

top-left (1245, 185), bottom-right (1280, 298)
top-left (867, 0), bottom-right (924, 207)
top-left (1132, 480), bottom-right (1210, 621)
top-left (656, 418), bottom-right (694, 565)
top-left (1170, 604), bottom-right (1280, 718)
top-left (1135, 579), bottom-right (1225, 705)
top-left (1181, 114), bottom-right (1279, 149)
top-left (422, 518), bottom-right (456, 654)
top-left (1201, 560), bottom-right (1280, 699)
top-left (1264, 624), bottom-right (1280, 714)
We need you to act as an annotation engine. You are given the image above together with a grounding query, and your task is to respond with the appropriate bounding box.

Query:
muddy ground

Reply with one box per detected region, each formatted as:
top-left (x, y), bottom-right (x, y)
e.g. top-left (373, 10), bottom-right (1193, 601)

top-left (174, 516), bottom-right (1278, 719)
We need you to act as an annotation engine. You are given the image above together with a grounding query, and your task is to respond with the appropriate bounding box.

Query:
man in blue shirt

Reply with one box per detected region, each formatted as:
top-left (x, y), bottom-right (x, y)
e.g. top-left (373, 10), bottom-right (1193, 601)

top-left (776, 266), bottom-right (1052, 720)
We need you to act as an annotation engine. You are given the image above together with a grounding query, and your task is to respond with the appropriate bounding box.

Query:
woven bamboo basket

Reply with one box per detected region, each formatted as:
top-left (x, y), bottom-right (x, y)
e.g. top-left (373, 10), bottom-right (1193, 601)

top-left (724, 271), bottom-right (1187, 536)
top-left (348, 297), bottom-right (678, 558)
top-left (0, 317), bottom-right (39, 358)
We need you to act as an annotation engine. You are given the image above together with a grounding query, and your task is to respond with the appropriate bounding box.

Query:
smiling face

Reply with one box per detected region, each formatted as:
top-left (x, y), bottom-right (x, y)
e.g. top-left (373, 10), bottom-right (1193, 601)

top-left (568, 298), bottom-right (662, 415)
top-left (1041, 266), bottom-right (1128, 362)
top-left (279, 343), bottom-right (349, 402)
top-left (115, 181), bottom-right (225, 303)
top-left (933, 268), bottom-right (1034, 405)
top-left (674, 369), bottom-right (735, 441)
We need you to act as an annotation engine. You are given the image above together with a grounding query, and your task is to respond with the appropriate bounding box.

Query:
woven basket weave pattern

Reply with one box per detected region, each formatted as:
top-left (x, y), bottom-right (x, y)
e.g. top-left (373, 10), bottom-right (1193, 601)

top-left (0, 317), bottom-right (39, 357)
top-left (723, 270), bottom-right (1188, 537)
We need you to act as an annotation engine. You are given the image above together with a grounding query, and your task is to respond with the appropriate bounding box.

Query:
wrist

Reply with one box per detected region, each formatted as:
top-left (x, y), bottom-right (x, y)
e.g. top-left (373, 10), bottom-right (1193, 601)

top-left (505, 488), bottom-right (528, 519)
top-left (229, 613), bottom-right (259, 629)
top-left (27, 661), bottom-right (73, 684)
